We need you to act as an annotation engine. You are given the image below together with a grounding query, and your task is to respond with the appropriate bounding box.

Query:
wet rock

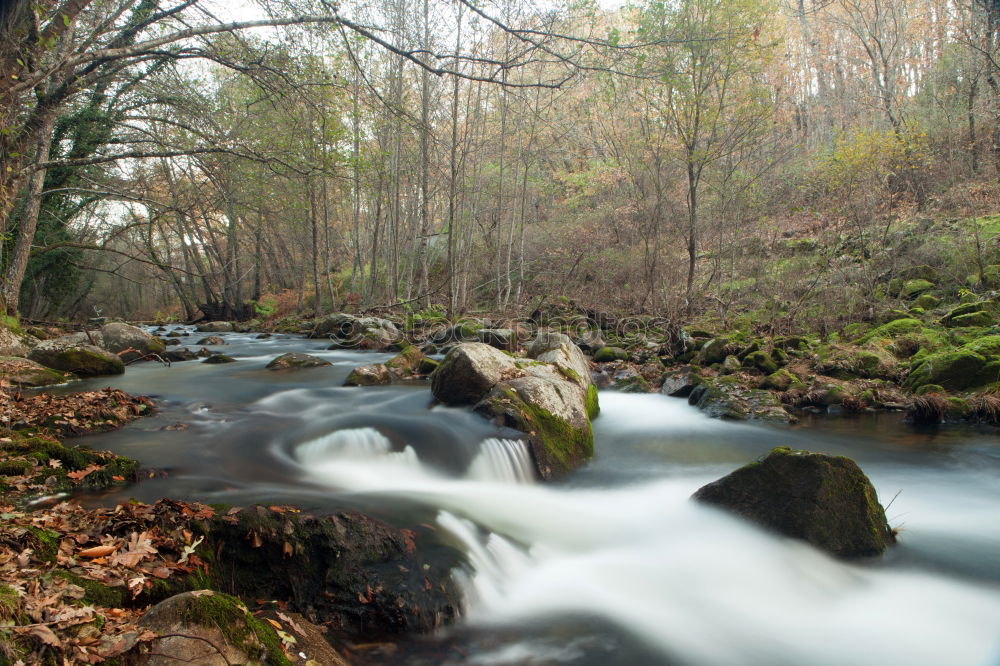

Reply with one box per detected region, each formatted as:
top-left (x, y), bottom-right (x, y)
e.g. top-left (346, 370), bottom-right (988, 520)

top-left (255, 333), bottom-right (272, 339)
top-left (688, 378), bottom-right (792, 423)
top-left (196, 321), bottom-right (234, 333)
top-left (312, 313), bottom-right (399, 350)
top-left (344, 363), bottom-right (393, 386)
top-left (199, 506), bottom-right (461, 636)
top-left (164, 339), bottom-right (181, 346)
top-left (164, 348), bottom-right (197, 362)
top-left (28, 341), bottom-right (124, 377)
top-left (99, 322), bottom-right (165, 362)
top-left (660, 368), bottom-right (700, 397)
top-left (431, 343), bottom-right (519, 405)
top-left (477, 328), bottom-right (516, 351)
top-left (202, 354), bottom-right (236, 364)
top-left (195, 336), bottom-right (225, 346)
top-left (430, 322), bottom-right (482, 345)
top-left (265, 352), bottom-right (331, 370)
top-left (0, 356), bottom-right (71, 387)
top-left (133, 590), bottom-right (286, 665)
top-left (527, 331), bottom-right (593, 391)
top-left (165, 331), bottom-right (183, 338)
top-left (693, 447), bottom-right (896, 558)
top-left (475, 375), bottom-right (593, 480)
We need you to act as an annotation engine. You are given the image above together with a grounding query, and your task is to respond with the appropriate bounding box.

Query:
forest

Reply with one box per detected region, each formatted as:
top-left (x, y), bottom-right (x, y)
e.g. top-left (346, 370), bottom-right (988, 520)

top-left (4, 0), bottom-right (998, 330)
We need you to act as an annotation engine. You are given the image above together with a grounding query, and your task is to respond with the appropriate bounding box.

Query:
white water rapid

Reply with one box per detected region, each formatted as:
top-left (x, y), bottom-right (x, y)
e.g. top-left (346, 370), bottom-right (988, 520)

top-left (290, 398), bottom-right (1000, 666)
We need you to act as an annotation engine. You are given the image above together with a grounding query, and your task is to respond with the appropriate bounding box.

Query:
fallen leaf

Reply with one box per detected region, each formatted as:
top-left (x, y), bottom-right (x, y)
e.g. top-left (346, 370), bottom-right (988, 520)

top-left (78, 545), bottom-right (118, 559)
top-left (25, 624), bottom-right (61, 647)
top-left (67, 465), bottom-right (102, 481)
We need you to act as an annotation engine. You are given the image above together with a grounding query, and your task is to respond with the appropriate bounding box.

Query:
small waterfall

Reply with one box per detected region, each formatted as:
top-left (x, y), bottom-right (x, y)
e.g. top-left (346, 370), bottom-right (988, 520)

top-left (295, 427), bottom-right (418, 467)
top-left (467, 438), bottom-right (535, 484)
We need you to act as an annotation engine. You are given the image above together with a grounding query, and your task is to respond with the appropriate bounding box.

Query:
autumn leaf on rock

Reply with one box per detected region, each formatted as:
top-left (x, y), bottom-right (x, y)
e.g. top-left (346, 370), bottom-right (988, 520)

top-left (67, 465), bottom-right (102, 481)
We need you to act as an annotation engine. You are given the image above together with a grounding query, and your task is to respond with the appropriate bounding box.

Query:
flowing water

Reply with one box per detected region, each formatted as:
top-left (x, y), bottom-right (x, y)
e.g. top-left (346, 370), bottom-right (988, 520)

top-left (56, 327), bottom-right (1000, 665)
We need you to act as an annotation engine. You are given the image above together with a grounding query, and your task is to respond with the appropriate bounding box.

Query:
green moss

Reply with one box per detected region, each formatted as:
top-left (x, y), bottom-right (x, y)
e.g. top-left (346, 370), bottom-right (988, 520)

top-left (914, 384), bottom-right (945, 395)
top-left (962, 335), bottom-right (1000, 356)
top-left (0, 584), bottom-right (19, 621)
top-left (52, 571), bottom-right (125, 607)
top-left (905, 349), bottom-right (987, 391)
top-left (22, 527), bottom-right (59, 564)
top-left (181, 592), bottom-right (291, 666)
top-left (203, 354), bottom-right (236, 364)
top-left (743, 350), bottom-right (777, 374)
top-left (949, 311), bottom-right (994, 327)
top-left (761, 369), bottom-right (803, 391)
top-left (585, 384), bottom-right (600, 419)
top-left (913, 293), bottom-right (941, 310)
top-left (593, 346), bottom-right (628, 363)
top-left (0, 460), bottom-right (31, 476)
top-left (858, 318), bottom-right (923, 343)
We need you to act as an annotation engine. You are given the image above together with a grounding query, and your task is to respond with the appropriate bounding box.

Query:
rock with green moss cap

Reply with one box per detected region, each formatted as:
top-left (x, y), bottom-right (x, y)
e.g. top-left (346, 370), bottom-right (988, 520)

top-left (28, 341), bottom-right (123, 377)
top-left (134, 590), bottom-right (290, 665)
top-left (195, 336), bottom-right (225, 346)
top-left (475, 375), bottom-right (593, 480)
top-left (900, 278), bottom-right (934, 298)
top-left (693, 447), bottom-right (895, 558)
top-left (0, 357), bottom-right (71, 387)
top-left (904, 349), bottom-right (988, 391)
top-left (742, 350), bottom-right (778, 374)
top-left (688, 378), bottom-right (792, 423)
top-left (202, 353), bottom-right (236, 364)
top-left (593, 346), bottom-right (629, 363)
top-left (858, 318), bottom-right (924, 343)
top-left (761, 368), bottom-right (803, 391)
top-left (913, 293), bottom-right (940, 310)
top-left (344, 363), bottom-right (393, 386)
top-left (948, 311), bottom-right (995, 327)
top-left (699, 338), bottom-right (729, 364)
top-left (266, 352), bottom-right (331, 371)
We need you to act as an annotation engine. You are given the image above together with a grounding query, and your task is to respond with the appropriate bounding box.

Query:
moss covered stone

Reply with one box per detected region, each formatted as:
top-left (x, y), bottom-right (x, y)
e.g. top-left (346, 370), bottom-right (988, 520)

top-left (913, 293), bottom-right (940, 310)
top-left (699, 338), bottom-right (729, 364)
top-left (593, 346), bottom-right (629, 363)
top-left (265, 352), bottom-right (331, 370)
top-left (0, 357), bottom-right (70, 387)
top-left (761, 369), bottom-right (804, 391)
top-left (202, 353), bottom-right (236, 364)
top-left (28, 343), bottom-right (124, 377)
top-left (858, 318), bottom-right (924, 343)
top-left (900, 279), bottom-right (934, 298)
top-left (742, 350), bottom-right (778, 374)
top-left (475, 378), bottom-right (594, 480)
top-left (905, 349), bottom-right (988, 391)
top-left (693, 447), bottom-right (895, 558)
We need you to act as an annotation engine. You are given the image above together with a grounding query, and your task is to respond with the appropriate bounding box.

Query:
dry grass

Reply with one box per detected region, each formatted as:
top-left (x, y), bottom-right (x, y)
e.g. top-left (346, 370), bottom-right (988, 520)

top-left (968, 393), bottom-right (1000, 424)
top-left (907, 394), bottom-right (949, 425)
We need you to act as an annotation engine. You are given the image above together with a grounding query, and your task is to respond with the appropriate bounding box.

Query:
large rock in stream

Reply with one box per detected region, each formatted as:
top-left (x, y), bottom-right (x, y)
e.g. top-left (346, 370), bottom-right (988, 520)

top-left (28, 340), bottom-right (124, 376)
top-left (693, 447), bottom-right (896, 558)
top-left (100, 322), bottom-right (165, 361)
top-left (196, 506), bottom-right (461, 636)
top-left (431, 338), bottom-right (599, 480)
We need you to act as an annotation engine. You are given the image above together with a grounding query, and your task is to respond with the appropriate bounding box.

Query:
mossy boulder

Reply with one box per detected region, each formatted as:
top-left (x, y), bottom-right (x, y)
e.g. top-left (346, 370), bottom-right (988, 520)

top-left (28, 341), bottom-right (124, 377)
top-left (134, 590), bottom-right (289, 665)
top-left (99, 322), bottom-right (165, 361)
top-left (948, 311), bottom-right (994, 327)
top-left (742, 350), bottom-right (778, 374)
top-left (0, 326), bottom-right (30, 357)
top-left (693, 447), bottom-right (896, 558)
top-left (195, 336), bottom-right (225, 346)
top-left (593, 346), bottom-right (629, 363)
top-left (202, 354), bottom-right (236, 364)
top-left (982, 264), bottom-right (1000, 288)
top-left (344, 363), bottom-right (393, 386)
top-left (475, 376), bottom-right (593, 480)
top-left (904, 350), bottom-right (987, 391)
top-left (165, 348), bottom-right (197, 362)
top-left (913, 293), bottom-right (940, 310)
top-left (265, 352), bottom-right (331, 371)
top-left (312, 313), bottom-right (399, 349)
top-left (384, 345), bottom-right (430, 377)
top-left (761, 369), bottom-right (804, 391)
top-left (722, 355), bottom-right (742, 373)
top-left (858, 318), bottom-right (923, 343)
top-left (699, 338), bottom-right (729, 364)
top-left (900, 279), bottom-right (934, 298)
top-left (962, 335), bottom-right (1000, 357)
top-left (0, 357), bottom-right (71, 387)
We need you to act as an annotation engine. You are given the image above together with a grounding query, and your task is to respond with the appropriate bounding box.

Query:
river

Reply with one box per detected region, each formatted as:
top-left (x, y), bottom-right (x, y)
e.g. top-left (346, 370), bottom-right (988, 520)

top-left (53, 327), bottom-right (1000, 665)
